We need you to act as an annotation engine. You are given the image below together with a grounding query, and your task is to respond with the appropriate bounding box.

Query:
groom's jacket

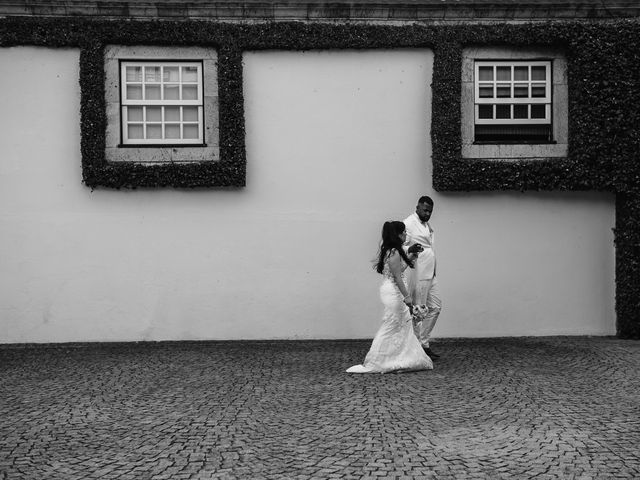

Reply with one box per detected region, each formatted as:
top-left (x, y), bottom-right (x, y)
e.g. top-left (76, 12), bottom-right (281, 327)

top-left (403, 212), bottom-right (436, 282)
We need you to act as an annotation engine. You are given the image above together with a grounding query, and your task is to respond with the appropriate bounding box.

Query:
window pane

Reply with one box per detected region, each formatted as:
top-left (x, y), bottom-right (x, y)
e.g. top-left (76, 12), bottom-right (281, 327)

top-left (182, 66), bottom-right (198, 82)
top-left (145, 66), bottom-right (161, 83)
top-left (127, 106), bottom-right (143, 121)
top-left (496, 104), bottom-right (511, 119)
top-left (128, 124), bottom-right (144, 139)
top-left (531, 66), bottom-right (546, 81)
top-left (165, 124), bottom-right (181, 139)
top-left (165, 106), bottom-right (180, 121)
top-left (147, 124), bottom-right (162, 139)
top-left (183, 124), bottom-right (199, 139)
top-left (163, 67), bottom-right (179, 82)
top-left (478, 66), bottom-right (493, 81)
top-left (126, 66), bottom-right (142, 82)
top-left (126, 85), bottom-right (142, 100)
top-left (479, 86), bottom-right (493, 98)
top-left (146, 106), bottom-right (162, 122)
top-left (183, 106), bottom-right (198, 121)
top-left (145, 85), bottom-right (161, 100)
top-left (144, 67), bottom-right (160, 83)
top-left (478, 104), bottom-right (493, 119)
top-left (514, 84), bottom-right (529, 98)
top-left (164, 85), bottom-right (180, 100)
top-left (513, 104), bottom-right (528, 119)
top-left (514, 66), bottom-right (528, 81)
top-left (531, 85), bottom-right (546, 98)
top-left (182, 85), bottom-right (198, 100)
top-left (531, 104), bottom-right (546, 119)
top-left (496, 67), bottom-right (511, 81)
top-left (496, 84), bottom-right (511, 98)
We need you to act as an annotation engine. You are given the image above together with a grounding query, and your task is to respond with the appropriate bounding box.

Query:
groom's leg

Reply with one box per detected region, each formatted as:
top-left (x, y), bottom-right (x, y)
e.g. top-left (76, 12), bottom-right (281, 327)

top-left (412, 279), bottom-right (432, 345)
top-left (420, 277), bottom-right (442, 348)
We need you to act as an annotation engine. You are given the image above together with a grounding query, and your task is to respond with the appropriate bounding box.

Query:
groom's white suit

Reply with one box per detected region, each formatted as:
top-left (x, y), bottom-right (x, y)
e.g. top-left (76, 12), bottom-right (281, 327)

top-left (404, 212), bottom-right (442, 349)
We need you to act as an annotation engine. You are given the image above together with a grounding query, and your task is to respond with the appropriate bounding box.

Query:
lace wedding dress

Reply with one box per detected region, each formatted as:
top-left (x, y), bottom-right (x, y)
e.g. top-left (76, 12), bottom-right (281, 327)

top-left (347, 250), bottom-right (433, 374)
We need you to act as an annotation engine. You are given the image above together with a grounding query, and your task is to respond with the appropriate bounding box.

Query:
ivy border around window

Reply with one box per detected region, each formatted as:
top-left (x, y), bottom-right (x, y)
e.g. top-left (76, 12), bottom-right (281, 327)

top-left (79, 42), bottom-right (246, 189)
top-left (0, 18), bottom-right (638, 192)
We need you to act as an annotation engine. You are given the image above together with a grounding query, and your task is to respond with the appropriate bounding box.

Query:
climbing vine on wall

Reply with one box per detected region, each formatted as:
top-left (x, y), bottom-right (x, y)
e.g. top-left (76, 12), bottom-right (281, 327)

top-left (1, 18), bottom-right (638, 192)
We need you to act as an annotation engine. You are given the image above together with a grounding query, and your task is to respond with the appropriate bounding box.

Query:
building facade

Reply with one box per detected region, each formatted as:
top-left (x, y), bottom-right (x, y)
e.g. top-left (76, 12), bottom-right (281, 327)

top-left (0, 1), bottom-right (638, 342)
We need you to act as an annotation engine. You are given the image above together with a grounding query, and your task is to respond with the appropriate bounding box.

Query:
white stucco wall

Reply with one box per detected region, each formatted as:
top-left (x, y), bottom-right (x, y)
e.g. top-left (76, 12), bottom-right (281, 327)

top-left (0, 47), bottom-right (615, 343)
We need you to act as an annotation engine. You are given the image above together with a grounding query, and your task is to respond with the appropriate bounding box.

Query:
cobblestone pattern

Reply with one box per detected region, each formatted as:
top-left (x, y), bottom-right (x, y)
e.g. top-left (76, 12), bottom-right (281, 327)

top-left (1, 337), bottom-right (639, 479)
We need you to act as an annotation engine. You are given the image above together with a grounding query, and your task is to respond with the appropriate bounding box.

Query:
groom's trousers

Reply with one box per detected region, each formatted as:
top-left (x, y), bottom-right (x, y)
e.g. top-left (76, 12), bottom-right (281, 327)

top-left (411, 277), bottom-right (442, 348)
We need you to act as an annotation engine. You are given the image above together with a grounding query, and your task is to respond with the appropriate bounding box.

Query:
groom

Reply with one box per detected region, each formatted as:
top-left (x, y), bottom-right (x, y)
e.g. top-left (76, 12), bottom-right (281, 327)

top-left (404, 195), bottom-right (442, 360)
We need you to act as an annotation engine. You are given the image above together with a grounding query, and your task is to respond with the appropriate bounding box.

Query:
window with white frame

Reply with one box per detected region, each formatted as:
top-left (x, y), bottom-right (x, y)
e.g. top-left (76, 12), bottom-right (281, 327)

top-left (120, 61), bottom-right (204, 145)
top-left (474, 60), bottom-right (552, 143)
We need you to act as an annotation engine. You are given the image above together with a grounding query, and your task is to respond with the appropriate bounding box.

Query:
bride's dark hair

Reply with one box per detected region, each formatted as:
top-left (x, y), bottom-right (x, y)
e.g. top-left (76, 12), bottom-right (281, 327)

top-left (374, 221), bottom-right (414, 274)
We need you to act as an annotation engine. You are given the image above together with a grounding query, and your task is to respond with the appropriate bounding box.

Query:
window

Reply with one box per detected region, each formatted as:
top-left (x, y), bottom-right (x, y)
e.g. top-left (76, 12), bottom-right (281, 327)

top-left (120, 61), bottom-right (204, 145)
top-left (474, 61), bottom-right (552, 143)
top-left (461, 47), bottom-right (567, 160)
top-left (104, 46), bottom-right (219, 164)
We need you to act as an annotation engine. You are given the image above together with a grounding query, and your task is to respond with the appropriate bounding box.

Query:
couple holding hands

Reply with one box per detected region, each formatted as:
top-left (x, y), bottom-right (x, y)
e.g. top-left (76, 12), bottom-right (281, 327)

top-left (347, 196), bottom-right (442, 374)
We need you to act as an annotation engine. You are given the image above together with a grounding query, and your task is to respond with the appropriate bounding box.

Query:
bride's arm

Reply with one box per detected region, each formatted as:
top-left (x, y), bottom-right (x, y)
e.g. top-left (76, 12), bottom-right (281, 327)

top-left (388, 251), bottom-right (412, 307)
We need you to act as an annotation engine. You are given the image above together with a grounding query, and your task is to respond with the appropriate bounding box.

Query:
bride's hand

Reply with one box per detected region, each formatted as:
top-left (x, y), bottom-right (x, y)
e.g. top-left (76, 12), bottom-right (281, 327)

top-left (403, 295), bottom-right (413, 310)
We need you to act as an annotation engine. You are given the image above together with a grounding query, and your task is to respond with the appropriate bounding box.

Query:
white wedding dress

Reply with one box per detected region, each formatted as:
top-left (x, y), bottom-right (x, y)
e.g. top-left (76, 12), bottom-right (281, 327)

top-left (347, 250), bottom-right (433, 374)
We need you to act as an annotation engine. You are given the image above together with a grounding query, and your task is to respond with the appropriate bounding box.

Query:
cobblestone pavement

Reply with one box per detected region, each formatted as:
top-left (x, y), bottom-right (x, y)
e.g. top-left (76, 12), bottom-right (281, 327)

top-left (1, 337), bottom-right (639, 480)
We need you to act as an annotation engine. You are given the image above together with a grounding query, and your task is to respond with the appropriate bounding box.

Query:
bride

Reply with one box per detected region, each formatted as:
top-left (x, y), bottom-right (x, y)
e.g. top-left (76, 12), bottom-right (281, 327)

top-left (347, 221), bottom-right (433, 374)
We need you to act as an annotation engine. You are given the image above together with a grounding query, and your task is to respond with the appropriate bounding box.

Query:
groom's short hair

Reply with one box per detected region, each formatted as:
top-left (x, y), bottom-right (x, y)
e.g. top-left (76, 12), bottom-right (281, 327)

top-left (418, 195), bottom-right (434, 206)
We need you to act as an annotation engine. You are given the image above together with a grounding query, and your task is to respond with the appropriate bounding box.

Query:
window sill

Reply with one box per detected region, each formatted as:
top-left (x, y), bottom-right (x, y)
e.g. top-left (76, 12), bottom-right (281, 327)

top-left (118, 143), bottom-right (208, 148)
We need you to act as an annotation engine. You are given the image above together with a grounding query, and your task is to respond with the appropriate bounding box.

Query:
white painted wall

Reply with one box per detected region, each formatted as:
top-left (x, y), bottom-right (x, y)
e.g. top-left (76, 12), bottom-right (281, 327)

top-left (0, 47), bottom-right (615, 343)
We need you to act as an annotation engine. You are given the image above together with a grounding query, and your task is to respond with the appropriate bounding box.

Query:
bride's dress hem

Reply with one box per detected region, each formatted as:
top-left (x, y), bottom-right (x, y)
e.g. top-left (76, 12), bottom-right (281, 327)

top-left (346, 364), bottom-right (432, 374)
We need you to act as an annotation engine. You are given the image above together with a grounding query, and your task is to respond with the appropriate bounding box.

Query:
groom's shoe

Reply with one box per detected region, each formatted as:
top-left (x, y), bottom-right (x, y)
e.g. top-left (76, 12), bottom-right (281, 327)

top-left (424, 347), bottom-right (440, 359)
